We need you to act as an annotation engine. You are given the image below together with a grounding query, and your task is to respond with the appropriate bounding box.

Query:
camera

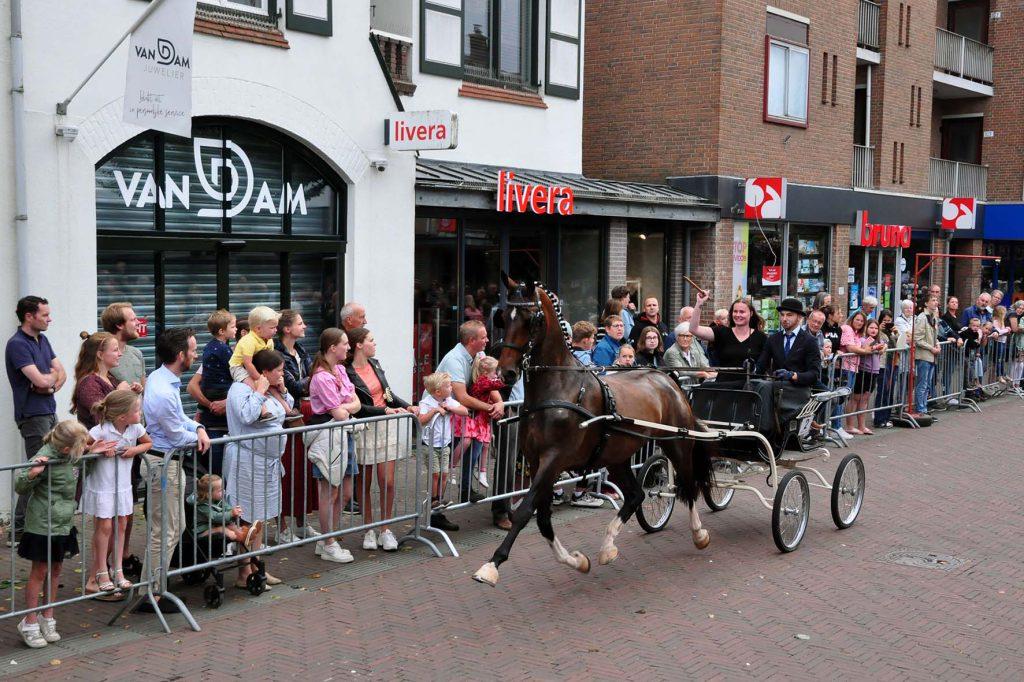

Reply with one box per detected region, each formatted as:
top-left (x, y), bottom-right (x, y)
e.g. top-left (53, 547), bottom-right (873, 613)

top-left (369, 157), bottom-right (388, 172)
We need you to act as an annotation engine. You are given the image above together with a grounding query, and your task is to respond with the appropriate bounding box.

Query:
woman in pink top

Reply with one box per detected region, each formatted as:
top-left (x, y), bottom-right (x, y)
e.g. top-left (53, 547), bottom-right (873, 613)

top-left (841, 311), bottom-right (880, 435)
top-left (306, 328), bottom-right (361, 564)
top-left (850, 319), bottom-right (885, 435)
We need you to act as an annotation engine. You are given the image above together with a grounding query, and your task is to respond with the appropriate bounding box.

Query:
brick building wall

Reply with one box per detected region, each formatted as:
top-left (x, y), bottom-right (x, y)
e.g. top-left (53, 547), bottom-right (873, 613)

top-left (582, 0), bottom-right (723, 182)
top-left (985, 1), bottom-right (1024, 201)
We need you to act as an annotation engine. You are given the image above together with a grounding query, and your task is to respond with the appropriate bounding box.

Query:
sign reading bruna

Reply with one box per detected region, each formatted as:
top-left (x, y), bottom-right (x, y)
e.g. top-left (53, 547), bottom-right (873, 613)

top-left (854, 211), bottom-right (912, 248)
top-left (496, 170), bottom-right (574, 215)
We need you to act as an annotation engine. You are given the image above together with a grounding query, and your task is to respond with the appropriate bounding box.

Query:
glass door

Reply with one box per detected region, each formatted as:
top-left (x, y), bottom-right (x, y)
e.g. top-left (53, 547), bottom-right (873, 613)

top-left (414, 218), bottom-right (458, 394)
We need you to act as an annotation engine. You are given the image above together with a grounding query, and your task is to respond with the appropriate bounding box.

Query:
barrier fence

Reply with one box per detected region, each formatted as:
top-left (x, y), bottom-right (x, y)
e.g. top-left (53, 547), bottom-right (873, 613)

top-left (3, 346), bottom-right (1023, 637)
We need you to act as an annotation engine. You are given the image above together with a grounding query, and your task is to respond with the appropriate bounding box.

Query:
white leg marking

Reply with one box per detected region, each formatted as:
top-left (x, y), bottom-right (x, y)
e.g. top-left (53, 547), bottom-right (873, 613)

top-left (690, 505), bottom-right (710, 549)
top-left (598, 517), bottom-right (624, 565)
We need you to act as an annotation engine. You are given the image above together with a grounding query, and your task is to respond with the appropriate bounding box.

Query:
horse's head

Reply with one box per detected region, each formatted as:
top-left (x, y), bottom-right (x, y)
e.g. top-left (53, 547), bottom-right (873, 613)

top-left (497, 272), bottom-right (539, 386)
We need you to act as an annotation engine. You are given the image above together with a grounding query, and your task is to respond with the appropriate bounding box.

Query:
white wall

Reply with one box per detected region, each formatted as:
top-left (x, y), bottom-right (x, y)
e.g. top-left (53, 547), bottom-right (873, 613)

top-left (406, 1), bottom-right (584, 173)
top-left (0, 0), bottom-right (416, 488)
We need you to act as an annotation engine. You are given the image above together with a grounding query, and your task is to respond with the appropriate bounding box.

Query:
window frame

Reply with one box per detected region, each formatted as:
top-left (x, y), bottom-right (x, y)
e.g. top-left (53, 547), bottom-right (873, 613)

top-left (463, 0), bottom-right (537, 90)
top-left (763, 36), bottom-right (810, 128)
top-left (545, 0), bottom-right (581, 99)
top-left (202, 0), bottom-right (272, 16)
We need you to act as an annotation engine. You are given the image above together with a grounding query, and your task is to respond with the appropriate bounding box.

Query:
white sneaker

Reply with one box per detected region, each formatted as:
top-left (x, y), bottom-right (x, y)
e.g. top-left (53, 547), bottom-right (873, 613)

top-left (379, 529), bottom-right (399, 551)
top-left (314, 540), bottom-right (325, 556)
top-left (948, 398), bottom-right (959, 406)
top-left (836, 428), bottom-right (854, 441)
top-left (475, 470), bottom-right (490, 488)
top-left (294, 524), bottom-right (319, 539)
top-left (38, 617), bottom-right (60, 643)
top-left (277, 527), bottom-right (297, 545)
top-left (17, 619), bottom-right (47, 648)
top-left (362, 529), bottom-right (378, 550)
top-left (321, 542), bottom-right (355, 563)
top-left (570, 492), bottom-right (604, 508)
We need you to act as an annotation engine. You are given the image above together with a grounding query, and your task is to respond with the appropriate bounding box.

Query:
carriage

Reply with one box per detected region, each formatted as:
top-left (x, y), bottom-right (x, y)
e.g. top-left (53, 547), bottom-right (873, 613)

top-left (631, 383), bottom-right (866, 552)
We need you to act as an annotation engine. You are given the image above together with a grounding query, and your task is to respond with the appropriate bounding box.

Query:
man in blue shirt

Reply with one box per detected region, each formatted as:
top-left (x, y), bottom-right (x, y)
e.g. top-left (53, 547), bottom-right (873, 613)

top-left (592, 315), bottom-right (626, 366)
top-left (140, 327), bottom-right (210, 604)
top-left (961, 292), bottom-right (993, 327)
top-left (5, 296), bottom-right (66, 539)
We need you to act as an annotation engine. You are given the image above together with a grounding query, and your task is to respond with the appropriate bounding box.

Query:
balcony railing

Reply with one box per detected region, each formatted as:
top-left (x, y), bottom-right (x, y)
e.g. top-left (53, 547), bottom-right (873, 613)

top-left (858, 1), bottom-right (880, 50)
top-left (934, 28), bottom-right (993, 84)
top-left (930, 158), bottom-right (987, 200)
top-left (853, 145), bottom-right (875, 189)
top-left (372, 30), bottom-right (416, 96)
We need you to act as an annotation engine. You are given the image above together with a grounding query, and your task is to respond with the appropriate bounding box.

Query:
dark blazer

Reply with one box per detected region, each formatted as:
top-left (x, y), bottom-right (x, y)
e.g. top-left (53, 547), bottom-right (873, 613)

top-left (345, 358), bottom-right (410, 417)
top-left (755, 328), bottom-right (821, 387)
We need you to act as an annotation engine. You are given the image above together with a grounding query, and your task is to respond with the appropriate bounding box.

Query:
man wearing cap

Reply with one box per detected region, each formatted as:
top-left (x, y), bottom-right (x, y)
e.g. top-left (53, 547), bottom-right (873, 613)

top-left (754, 298), bottom-right (821, 441)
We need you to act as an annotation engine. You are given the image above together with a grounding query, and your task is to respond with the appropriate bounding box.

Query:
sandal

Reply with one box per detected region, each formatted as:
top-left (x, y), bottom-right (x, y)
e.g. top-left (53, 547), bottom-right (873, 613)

top-left (111, 568), bottom-right (133, 590)
top-left (95, 571), bottom-right (116, 592)
top-left (861, 428), bottom-right (875, 435)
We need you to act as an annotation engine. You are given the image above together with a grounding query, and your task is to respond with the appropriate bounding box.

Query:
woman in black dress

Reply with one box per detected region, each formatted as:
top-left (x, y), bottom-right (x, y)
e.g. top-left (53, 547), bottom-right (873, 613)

top-left (691, 291), bottom-right (768, 385)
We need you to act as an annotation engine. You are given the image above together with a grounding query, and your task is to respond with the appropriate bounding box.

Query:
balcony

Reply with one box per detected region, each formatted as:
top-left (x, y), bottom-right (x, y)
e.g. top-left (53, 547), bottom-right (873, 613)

top-left (857, 1), bottom-right (880, 50)
top-left (372, 30), bottom-right (416, 96)
top-left (933, 28), bottom-right (993, 98)
top-left (930, 158), bottom-right (987, 200)
top-left (853, 145), bottom-right (874, 189)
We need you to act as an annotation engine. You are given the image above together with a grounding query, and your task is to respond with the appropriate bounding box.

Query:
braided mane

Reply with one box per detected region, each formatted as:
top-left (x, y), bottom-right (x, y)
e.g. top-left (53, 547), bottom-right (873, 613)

top-left (535, 282), bottom-right (574, 354)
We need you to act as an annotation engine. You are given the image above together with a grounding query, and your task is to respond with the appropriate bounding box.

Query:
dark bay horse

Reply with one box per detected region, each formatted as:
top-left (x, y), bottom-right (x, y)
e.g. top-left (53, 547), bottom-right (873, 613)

top-left (472, 276), bottom-right (715, 586)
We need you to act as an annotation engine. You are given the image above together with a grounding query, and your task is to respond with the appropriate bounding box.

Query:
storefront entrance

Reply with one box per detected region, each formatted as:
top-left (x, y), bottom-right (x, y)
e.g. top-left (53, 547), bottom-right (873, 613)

top-left (849, 246), bottom-right (900, 313)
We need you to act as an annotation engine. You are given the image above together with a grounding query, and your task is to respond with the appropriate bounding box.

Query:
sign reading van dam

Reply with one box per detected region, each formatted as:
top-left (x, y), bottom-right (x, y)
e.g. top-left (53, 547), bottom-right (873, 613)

top-left (123, 0), bottom-right (197, 138)
top-left (106, 137), bottom-right (313, 218)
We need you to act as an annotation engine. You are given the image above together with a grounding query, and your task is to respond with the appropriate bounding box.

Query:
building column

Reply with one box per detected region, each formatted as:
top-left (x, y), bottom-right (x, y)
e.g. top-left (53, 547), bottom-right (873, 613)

top-left (831, 224), bottom-right (851, 313)
top-left (667, 226), bottom-right (685, 317)
top-left (607, 218), bottom-right (627, 294)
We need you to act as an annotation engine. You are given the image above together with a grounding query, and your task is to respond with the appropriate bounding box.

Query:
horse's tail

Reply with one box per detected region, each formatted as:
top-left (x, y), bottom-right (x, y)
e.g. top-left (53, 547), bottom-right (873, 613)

top-left (675, 420), bottom-right (716, 505)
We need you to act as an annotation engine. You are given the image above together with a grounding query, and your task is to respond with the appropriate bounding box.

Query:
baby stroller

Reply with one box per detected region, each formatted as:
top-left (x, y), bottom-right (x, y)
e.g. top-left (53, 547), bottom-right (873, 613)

top-left (172, 494), bottom-right (268, 609)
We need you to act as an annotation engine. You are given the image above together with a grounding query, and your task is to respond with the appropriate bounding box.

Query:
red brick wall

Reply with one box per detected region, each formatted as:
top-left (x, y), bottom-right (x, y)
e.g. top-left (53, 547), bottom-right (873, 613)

top-left (582, 0), bottom-right (723, 182)
top-left (985, 1), bottom-right (1024, 200)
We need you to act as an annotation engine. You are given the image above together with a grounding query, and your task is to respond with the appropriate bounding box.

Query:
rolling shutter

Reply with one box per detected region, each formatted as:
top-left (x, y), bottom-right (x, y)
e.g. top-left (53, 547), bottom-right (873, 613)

top-left (545, 0), bottom-right (580, 99)
top-left (285, 0), bottom-right (332, 36)
top-left (421, 0), bottom-right (464, 78)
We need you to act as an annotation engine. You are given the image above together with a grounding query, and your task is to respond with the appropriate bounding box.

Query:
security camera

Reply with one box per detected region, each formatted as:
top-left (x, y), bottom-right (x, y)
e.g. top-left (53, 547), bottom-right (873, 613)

top-left (55, 124), bottom-right (79, 141)
top-left (370, 157), bottom-right (388, 172)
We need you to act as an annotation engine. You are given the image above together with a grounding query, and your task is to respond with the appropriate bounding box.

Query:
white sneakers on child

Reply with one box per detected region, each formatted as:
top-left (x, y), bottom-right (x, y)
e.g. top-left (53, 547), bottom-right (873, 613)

top-left (18, 618), bottom-right (51, 648)
top-left (363, 529), bottom-right (379, 550)
top-left (379, 529), bottom-right (399, 551)
top-left (475, 470), bottom-right (490, 488)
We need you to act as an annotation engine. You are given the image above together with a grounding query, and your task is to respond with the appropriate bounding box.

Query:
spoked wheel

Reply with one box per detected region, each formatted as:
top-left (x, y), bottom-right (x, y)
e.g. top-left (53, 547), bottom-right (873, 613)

top-left (703, 460), bottom-right (735, 511)
top-left (772, 470), bottom-right (810, 552)
top-left (830, 454), bottom-right (865, 529)
top-left (635, 454), bottom-right (676, 533)
top-left (246, 572), bottom-right (267, 596)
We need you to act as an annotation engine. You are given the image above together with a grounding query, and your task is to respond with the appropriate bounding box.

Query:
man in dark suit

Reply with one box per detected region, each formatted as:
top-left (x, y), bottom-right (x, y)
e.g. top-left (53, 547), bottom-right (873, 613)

top-left (755, 298), bottom-right (821, 441)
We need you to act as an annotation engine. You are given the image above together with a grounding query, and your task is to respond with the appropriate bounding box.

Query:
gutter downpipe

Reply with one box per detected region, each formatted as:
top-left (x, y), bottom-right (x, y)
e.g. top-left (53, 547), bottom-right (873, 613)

top-left (10, 0), bottom-right (29, 293)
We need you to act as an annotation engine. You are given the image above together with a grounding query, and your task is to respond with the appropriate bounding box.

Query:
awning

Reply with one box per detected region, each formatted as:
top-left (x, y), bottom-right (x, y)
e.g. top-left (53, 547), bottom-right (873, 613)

top-left (416, 159), bottom-right (719, 222)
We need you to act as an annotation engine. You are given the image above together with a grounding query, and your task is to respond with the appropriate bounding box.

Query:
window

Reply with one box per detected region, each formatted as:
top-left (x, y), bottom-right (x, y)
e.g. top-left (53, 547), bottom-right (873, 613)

top-left (463, 0), bottom-right (534, 87)
top-left (204, 0), bottom-right (270, 15)
top-left (627, 230), bottom-right (666, 310)
top-left (765, 40), bottom-right (809, 125)
top-left (559, 228), bottom-right (601, 324)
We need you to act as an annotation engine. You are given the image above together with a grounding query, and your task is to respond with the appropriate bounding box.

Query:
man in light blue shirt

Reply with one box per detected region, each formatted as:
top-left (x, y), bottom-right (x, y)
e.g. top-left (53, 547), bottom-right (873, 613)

top-left (141, 327), bottom-right (209, 603)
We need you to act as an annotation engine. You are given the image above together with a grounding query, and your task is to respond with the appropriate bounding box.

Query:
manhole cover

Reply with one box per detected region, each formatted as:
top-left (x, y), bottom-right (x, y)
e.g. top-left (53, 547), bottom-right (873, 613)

top-left (880, 550), bottom-right (964, 571)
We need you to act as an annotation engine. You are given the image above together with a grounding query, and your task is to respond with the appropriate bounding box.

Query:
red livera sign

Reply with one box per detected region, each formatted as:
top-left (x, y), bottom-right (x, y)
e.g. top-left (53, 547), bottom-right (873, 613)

top-left (853, 211), bottom-right (912, 249)
top-left (496, 170), bottom-right (574, 216)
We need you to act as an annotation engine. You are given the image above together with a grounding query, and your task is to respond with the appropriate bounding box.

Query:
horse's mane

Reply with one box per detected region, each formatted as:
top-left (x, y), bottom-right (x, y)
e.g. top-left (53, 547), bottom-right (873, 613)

top-left (535, 282), bottom-right (575, 356)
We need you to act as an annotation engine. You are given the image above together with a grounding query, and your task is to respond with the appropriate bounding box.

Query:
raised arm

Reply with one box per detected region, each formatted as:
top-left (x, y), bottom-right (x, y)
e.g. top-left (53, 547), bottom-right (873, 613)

top-left (690, 290), bottom-right (715, 343)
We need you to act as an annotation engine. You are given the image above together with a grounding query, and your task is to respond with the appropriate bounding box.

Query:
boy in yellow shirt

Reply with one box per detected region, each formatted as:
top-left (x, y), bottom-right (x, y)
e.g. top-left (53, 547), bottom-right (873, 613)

top-left (229, 306), bottom-right (279, 382)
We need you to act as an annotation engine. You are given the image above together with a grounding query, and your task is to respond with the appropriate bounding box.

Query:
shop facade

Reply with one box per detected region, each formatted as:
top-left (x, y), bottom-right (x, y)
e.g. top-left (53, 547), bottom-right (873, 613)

top-left (979, 204), bottom-right (1024, 303)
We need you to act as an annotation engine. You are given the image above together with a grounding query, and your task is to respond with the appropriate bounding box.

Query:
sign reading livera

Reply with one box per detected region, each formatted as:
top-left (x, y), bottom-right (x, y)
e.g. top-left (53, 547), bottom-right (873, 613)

top-left (123, 0), bottom-right (197, 137)
top-left (107, 137), bottom-right (311, 218)
top-left (496, 170), bottom-right (574, 215)
top-left (385, 110), bottom-right (458, 150)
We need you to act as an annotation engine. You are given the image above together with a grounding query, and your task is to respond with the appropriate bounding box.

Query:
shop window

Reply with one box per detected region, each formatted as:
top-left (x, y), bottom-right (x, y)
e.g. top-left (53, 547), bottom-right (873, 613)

top-left (787, 225), bottom-right (830, 312)
top-left (559, 227), bottom-right (601, 324)
top-left (166, 251), bottom-right (217, 410)
top-left (464, 0), bottom-right (534, 88)
top-left (291, 157), bottom-right (339, 236)
top-left (627, 231), bottom-right (665, 310)
top-left (229, 252), bottom-right (284, 315)
top-left (289, 253), bottom-right (338, 355)
top-left (746, 224), bottom-right (784, 331)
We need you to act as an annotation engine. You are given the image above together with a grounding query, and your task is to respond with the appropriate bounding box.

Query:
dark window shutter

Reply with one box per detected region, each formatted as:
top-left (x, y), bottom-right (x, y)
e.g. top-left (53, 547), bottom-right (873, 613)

top-left (286, 0), bottom-right (332, 36)
top-left (545, 0), bottom-right (580, 99)
top-left (421, 0), bottom-right (464, 78)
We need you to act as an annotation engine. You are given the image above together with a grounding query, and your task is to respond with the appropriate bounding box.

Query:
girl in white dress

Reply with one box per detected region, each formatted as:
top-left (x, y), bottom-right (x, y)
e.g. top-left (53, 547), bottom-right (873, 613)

top-left (82, 390), bottom-right (151, 593)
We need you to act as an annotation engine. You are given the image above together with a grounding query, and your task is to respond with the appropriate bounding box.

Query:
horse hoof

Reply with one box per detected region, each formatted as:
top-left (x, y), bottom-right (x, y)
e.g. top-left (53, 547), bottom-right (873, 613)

top-left (598, 545), bottom-right (619, 565)
top-left (693, 529), bottom-right (711, 550)
top-left (473, 562), bottom-right (499, 586)
top-left (572, 551), bottom-right (591, 574)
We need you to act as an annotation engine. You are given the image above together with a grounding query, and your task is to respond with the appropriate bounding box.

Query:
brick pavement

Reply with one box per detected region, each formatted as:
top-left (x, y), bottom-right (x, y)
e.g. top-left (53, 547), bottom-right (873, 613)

top-left (4, 398), bottom-right (1024, 680)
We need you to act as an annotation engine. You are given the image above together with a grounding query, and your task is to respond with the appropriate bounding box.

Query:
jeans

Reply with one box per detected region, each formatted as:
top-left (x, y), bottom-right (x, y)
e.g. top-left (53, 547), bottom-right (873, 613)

top-left (14, 414), bottom-right (57, 533)
top-left (914, 360), bottom-right (936, 414)
top-left (831, 370), bottom-right (856, 429)
top-left (459, 439), bottom-right (483, 502)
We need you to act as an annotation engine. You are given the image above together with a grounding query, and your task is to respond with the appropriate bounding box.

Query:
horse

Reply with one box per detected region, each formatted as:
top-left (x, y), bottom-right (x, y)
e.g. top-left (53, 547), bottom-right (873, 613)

top-left (472, 275), bottom-right (715, 587)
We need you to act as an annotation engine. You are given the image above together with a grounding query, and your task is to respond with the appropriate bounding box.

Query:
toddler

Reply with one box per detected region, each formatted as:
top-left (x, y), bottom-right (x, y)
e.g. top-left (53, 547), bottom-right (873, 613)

top-left (418, 372), bottom-right (469, 531)
top-left (82, 390), bottom-right (151, 597)
top-left (459, 356), bottom-right (505, 489)
top-left (15, 420), bottom-right (114, 648)
top-left (229, 306), bottom-right (278, 382)
top-left (192, 474), bottom-right (263, 552)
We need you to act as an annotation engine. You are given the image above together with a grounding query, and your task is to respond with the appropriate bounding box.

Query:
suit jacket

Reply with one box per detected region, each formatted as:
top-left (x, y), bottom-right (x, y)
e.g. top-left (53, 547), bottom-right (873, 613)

top-left (755, 328), bottom-right (821, 387)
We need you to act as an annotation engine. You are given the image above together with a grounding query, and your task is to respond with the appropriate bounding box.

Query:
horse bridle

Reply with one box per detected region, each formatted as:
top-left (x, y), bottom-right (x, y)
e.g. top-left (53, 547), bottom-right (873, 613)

top-left (497, 299), bottom-right (544, 382)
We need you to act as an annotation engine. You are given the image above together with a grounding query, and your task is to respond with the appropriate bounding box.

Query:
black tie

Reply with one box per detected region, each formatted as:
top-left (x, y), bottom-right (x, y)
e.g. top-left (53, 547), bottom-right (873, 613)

top-left (784, 333), bottom-right (794, 357)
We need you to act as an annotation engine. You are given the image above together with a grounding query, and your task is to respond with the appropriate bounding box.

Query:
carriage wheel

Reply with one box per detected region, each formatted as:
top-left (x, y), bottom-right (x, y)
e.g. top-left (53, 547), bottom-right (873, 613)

top-left (180, 568), bottom-right (209, 587)
top-left (772, 471), bottom-right (810, 552)
top-left (703, 485), bottom-right (734, 512)
top-left (635, 454), bottom-right (676, 533)
top-left (830, 454), bottom-right (865, 529)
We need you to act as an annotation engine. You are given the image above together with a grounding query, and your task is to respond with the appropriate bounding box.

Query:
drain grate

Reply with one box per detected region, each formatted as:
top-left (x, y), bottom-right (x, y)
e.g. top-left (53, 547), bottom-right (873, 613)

top-left (880, 549), bottom-right (964, 571)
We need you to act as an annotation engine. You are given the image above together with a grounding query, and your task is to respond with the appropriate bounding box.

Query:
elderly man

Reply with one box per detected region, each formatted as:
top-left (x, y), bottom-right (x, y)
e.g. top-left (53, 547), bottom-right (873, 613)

top-left (340, 301), bottom-right (367, 331)
top-left (858, 295), bottom-right (878, 320)
top-left (961, 292), bottom-right (993, 327)
top-left (663, 322), bottom-right (714, 385)
top-left (677, 306), bottom-right (694, 325)
top-left (804, 309), bottom-right (827, 350)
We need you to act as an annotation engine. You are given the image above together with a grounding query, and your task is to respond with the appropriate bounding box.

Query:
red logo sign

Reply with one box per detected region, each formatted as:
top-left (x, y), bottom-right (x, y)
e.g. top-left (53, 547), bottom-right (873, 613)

top-left (854, 211), bottom-right (912, 249)
top-left (941, 197), bottom-right (976, 231)
top-left (496, 170), bottom-right (574, 216)
top-left (744, 177), bottom-right (787, 220)
top-left (136, 316), bottom-right (149, 338)
top-left (761, 265), bottom-right (782, 286)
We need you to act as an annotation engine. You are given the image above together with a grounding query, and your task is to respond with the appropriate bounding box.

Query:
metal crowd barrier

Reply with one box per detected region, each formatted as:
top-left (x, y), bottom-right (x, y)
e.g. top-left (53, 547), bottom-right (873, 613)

top-left (973, 335), bottom-right (1024, 402)
top-left (2, 450), bottom-right (150, 626)
top-left (826, 346), bottom-right (917, 427)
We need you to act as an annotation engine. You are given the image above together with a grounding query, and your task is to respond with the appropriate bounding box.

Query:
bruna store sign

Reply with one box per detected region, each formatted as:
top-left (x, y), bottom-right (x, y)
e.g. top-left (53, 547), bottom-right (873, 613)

top-left (108, 137), bottom-right (310, 218)
top-left (853, 211), bottom-right (912, 248)
top-left (496, 170), bottom-right (575, 215)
